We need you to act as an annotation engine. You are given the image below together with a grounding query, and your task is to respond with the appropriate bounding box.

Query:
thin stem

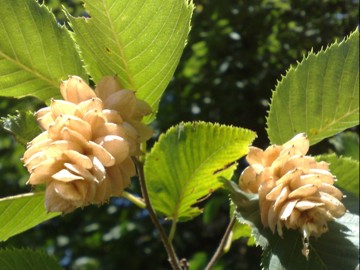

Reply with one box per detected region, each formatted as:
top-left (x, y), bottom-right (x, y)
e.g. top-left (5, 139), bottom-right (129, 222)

top-left (132, 157), bottom-right (181, 270)
top-left (139, 142), bottom-right (147, 162)
top-left (204, 214), bottom-right (237, 270)
top-left (168, 220), bottom-right (177, 243)
top-left (121, 191), bottom-right (146, 209)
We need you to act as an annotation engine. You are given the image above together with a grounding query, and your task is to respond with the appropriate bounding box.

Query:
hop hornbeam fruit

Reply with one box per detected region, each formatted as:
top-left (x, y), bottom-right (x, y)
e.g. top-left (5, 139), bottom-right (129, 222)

top-left (239, 133), bottom-right (346, 257)
top-left (23, 76), bottom-right (153, 214)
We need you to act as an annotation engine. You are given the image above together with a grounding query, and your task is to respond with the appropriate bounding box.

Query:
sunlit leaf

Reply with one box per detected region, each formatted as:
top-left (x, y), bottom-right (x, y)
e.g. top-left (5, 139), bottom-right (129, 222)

top-left (0, 193), bottom-right (60, 241)
top-left (231, 220), bottom-right (255, 246)
top-left (145, 122), bottom-right (256, 222)
top-left (267, 29), bottom-right (359, 145)
top-left (316, 153), bottom-right (359, 198)
top-left (0, 0), bottom-right (86, 101)
top-left (223, 180), bottom-right (359, 270)
top-left (0, 248), bottom-right (62, 270)
top-left (67, 0), bottom-right (194, 121)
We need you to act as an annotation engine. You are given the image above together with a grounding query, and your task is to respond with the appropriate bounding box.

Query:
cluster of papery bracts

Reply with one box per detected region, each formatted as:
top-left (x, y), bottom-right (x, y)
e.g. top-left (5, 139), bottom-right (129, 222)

top-left (23, 76), bottom-right (153, 213)
top-left (239, 133), bottom-right (346, 257)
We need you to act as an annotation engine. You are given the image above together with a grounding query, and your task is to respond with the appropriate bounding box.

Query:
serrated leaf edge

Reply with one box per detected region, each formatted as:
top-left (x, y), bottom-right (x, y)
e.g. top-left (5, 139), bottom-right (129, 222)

top-left (266, 28), bottom-right (359, 145)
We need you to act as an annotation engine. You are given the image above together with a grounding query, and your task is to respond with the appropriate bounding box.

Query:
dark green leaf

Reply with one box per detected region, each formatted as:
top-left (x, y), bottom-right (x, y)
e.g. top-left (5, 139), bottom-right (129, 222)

top-left (229, 195), bottom-right (256, 246)
top-left (223, 180), bottom-right (359, 270)
top-left (328, 131), bottom-right (359, 161)
top-left (0, 248), bottom-right (62, 270)
top-left (0, 111), bottom-right (41, 145)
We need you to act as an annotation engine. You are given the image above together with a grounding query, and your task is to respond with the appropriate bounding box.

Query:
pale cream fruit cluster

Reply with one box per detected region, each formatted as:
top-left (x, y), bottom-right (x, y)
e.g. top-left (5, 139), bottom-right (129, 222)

top-left (239, 133), bottom-right (346, 256)
top-left (23, 76), bottom-right (153, 213)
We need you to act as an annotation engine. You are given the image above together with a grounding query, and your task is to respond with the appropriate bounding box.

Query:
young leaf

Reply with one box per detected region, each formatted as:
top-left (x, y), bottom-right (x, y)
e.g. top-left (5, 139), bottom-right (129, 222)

top-left (0, 248), bottom-right (63, 270)
top-left (0, 0), bottom-right (86, 101)
top-left (231, 221), bottom-right (255, 246)
top-left (0, 193), bottom-right (60, 241)
top-left (0, 111), bottom-right (41, 145)
top-left (145, 122), bottom-right (256, 222)
top-left (67, 0), bottom-right (194, 120)
top-left (267, 29), bottom-right (359, 145)
top-left (223, 180), bottom-right (359, 270)
top-left (316, 153), bottom-right (359, 198)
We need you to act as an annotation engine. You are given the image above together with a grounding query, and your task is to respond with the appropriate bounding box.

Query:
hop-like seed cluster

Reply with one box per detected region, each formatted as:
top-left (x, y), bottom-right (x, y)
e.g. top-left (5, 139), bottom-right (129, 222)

top-left (239, 133), bottom-right (346, 256)
top-left (23, 76), bottom-right (153, 213)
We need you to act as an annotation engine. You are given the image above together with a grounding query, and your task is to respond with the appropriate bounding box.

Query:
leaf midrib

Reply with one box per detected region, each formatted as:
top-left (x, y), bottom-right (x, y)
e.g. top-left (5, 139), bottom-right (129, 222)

top-left (170, 140), bottom-right (237, 222)
top-left (0, 2), bottom-right (58, 90)
top-left (0, 50), bottom-right (58, 89)
top-left (310, 106), bottom-right (359, 141)
top-left (99, 0), bottom-right (136, 89)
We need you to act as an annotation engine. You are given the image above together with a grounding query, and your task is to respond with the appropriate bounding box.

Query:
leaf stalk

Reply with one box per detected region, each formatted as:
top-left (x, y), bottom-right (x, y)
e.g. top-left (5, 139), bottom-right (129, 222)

top-left (132, 157), bottom-right (182, 270)
top-left (121, 191), bottom-right (146, 209)
top-left (204, 214), bottom-right (236, 270)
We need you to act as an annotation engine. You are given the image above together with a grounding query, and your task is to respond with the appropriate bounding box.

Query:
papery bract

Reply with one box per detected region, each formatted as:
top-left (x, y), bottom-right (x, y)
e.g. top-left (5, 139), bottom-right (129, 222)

top-left (23, 76), bottom-right (152, 213)
top-left (239, 133), bottom-right (346, 257)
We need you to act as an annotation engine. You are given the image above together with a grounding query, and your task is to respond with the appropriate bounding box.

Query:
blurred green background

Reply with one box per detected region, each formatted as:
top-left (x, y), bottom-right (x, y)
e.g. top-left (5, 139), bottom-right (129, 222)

top-left (0, 0), bottom-right (358, 269)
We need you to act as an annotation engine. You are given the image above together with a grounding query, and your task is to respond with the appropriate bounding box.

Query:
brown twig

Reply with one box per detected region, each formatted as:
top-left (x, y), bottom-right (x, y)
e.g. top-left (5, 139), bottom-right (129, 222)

top-left (132, 157), bottom-right (181, 270)
top-left (204, 214), bottom-right (237, 270)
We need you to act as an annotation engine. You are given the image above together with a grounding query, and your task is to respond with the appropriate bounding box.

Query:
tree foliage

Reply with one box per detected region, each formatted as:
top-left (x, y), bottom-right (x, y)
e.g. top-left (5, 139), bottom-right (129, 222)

top-left (0, 0), bottom-right (358, 269)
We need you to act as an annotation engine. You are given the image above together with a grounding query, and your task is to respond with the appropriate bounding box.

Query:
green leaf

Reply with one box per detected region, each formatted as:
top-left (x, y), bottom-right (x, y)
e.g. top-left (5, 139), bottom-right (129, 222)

top-left (222, 181), bottom-right (265, 244)
top-left (0, 248), bottom-right (63, 270)
top-left (328, 131), bottom-right (359, 161)
top-left (231, 221), bottom-right (255, 246)
top-left (145, 122), bottom-right (256, 222)
top-left (262, 210), bottom-right (359, 270)
top-left (267, 29), bottom-right (359, 145)
top-left (229, 199), bottom-right (255, 246)
top-left (188, 252), bottom-right (208, 270)
top-left (0, 0), bottom-right (86, 101)
top-left (0, 193), bottom-right (60, 241)
top-left (316, 153), bottom-right (359, 198)
top-left (67, 0), bottom-right (194, 120)
top-left (223, 181), bottom-right (359, 270)
top-left (0, 111), bottom-right (41, 145)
